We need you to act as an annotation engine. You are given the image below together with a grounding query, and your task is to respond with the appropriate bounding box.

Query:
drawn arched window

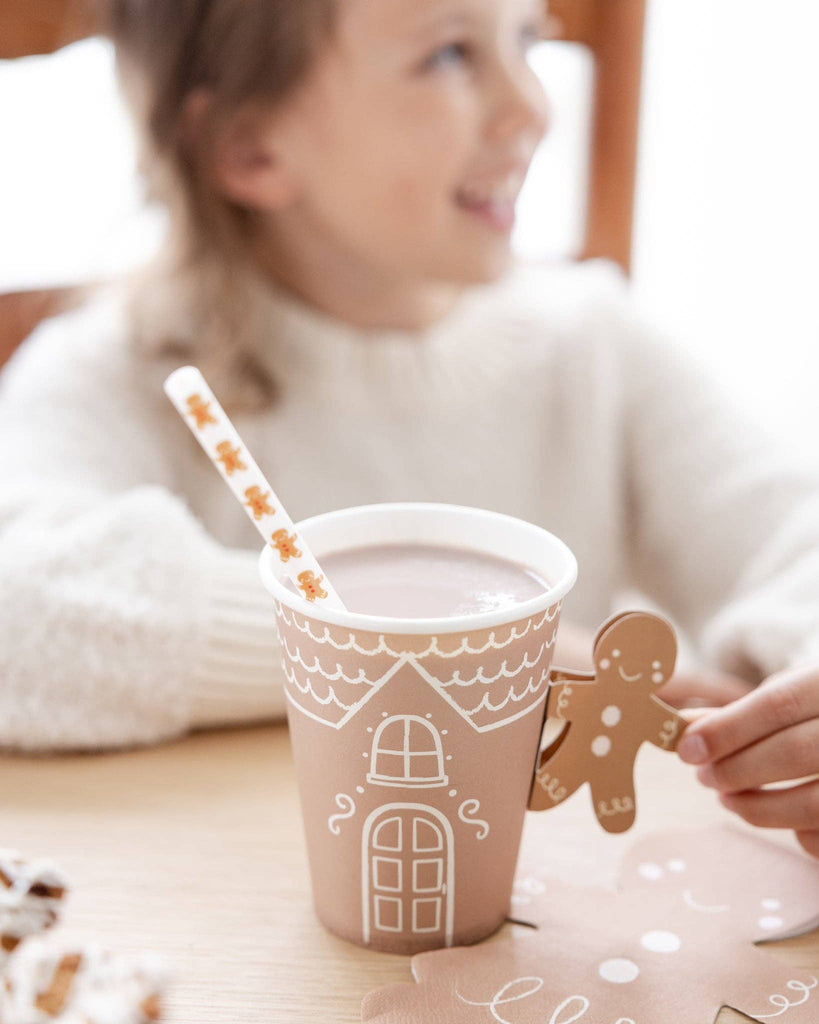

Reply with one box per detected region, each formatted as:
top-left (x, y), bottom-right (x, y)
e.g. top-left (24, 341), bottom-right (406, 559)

top-left (367, 715), bottom-right (448, 788)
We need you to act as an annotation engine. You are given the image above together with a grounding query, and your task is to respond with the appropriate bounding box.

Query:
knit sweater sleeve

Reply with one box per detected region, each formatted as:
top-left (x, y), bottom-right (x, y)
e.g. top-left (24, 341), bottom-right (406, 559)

top-left (0, 298), bottom-right (285, 753)
top-left (611, 283), bottom-right (819, 679)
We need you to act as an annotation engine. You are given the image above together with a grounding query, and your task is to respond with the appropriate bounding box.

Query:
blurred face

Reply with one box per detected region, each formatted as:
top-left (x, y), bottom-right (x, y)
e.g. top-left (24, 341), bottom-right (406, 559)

top-left (243, 0), bottom-right (550, 321)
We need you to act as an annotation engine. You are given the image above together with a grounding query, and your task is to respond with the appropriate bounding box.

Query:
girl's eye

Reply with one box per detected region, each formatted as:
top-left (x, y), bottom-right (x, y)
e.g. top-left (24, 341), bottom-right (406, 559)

top-left (424, 41), bottom-right (472, 71)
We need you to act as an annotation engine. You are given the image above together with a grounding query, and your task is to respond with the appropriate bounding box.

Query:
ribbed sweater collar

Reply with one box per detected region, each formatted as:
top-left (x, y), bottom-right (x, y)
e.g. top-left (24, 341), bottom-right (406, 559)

top-left (244, 269), bottom-right (495, 378)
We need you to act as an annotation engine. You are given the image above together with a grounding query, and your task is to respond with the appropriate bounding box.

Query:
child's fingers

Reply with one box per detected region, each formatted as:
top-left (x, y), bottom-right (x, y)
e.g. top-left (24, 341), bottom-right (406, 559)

top-left (678, 707), bottom-right (715, 723)
top-left (656, 667), bottom-right (755, 709)
top-left (696, 717), bottom-right (819, 792)
top-left (718, 779), bottom-right (819, 830)
top-left (677, 664), bottom-right (819, 765)
top-left (795, 829), bottom-right (819, 859)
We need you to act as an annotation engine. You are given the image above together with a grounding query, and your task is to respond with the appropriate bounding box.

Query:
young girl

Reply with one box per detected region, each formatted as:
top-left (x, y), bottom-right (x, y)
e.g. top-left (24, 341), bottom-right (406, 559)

top-left (1, 0), bottom-right (818, 856)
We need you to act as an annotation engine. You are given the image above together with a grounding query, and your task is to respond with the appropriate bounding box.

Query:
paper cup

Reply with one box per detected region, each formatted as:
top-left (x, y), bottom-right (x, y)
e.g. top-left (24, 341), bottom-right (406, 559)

top-left (260, 503), bottom-right (577, 954)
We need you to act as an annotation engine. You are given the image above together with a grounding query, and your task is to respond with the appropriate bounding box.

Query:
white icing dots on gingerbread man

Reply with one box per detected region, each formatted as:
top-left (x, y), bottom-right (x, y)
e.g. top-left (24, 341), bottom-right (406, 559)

top-left (601, 705), bottom-right (621, 727)
top-left (591, 735), bottom-right (612, 757)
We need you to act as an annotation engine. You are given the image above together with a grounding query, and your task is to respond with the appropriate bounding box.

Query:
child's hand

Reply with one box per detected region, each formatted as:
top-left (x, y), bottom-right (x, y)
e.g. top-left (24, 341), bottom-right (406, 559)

top-left (677, 664), bottom-right (819, 858)
top-left (656, 666), bottom-right (756, 709)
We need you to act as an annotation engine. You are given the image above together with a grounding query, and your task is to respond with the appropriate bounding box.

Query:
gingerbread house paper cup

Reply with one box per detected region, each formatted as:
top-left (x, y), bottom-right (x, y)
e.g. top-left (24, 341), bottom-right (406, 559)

top-left (259, 503), bottom-right (577, 955)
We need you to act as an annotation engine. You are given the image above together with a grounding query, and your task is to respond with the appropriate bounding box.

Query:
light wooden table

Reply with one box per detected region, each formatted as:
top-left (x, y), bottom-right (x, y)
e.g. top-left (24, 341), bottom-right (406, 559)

top-left (1, 725), bottom-right (816, 1022)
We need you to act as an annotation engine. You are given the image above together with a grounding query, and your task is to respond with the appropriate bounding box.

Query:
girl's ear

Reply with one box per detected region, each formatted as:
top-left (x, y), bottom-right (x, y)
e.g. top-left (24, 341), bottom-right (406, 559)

top-left (184, 90), bottom-right (299, 210)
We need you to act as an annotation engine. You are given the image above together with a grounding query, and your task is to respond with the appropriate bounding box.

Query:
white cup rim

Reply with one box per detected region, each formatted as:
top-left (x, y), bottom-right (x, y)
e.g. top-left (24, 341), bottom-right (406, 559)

top-left (258, 502), bottom-right (577, 635)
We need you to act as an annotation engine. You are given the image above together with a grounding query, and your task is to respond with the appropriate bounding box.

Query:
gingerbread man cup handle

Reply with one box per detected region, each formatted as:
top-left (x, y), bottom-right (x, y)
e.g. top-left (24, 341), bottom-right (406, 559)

top-left (529, 611), bottom-right (689, 833)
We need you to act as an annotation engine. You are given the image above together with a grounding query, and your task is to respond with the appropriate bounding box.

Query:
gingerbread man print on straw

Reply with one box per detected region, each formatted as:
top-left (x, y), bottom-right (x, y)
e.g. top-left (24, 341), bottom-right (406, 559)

top-left (185, 393), bottom-right (216, 428)
top-left (164, 365), bottom-right (346, 611)
top-left (245, 486), bottom-right (275, 520)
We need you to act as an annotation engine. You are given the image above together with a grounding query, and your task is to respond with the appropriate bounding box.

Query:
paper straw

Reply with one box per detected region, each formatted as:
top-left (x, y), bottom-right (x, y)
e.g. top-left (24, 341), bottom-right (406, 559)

top-left (164, 365), bottom-right (346, 611)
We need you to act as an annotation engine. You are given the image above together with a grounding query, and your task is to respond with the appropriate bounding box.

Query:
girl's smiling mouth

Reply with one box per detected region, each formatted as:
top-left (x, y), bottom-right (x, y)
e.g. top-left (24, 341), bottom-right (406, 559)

top-left (454, 172), bottom-right (525, 232)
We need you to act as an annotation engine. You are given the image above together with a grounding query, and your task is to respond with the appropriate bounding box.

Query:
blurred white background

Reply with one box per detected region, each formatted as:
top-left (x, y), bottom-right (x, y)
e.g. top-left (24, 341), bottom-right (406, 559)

top-left (633, 0), bottom-right (819, 458)
top-left (1, 1), bottom-right (817, 458)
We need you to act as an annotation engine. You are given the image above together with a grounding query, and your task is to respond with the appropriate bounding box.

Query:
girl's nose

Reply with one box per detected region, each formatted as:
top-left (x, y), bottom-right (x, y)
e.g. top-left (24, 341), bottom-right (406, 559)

top-left (488, 64), bottom-right (551, 145)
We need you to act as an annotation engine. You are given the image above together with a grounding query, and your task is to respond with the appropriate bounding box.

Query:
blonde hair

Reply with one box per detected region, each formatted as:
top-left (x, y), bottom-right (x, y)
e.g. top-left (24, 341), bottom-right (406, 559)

top-left (106, 0), bottom-right (336, 410)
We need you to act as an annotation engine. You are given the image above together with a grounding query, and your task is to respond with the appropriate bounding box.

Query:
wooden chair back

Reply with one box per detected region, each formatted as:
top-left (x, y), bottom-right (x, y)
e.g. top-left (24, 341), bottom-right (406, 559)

top-left (0, 0), bottom-right (646, 366)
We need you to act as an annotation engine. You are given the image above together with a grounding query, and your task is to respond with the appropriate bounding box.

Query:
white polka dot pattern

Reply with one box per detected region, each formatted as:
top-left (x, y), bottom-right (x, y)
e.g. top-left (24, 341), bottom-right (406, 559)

top-left (601, 705), bottom-right (621, 727)
top-left (598, 958), bottom-right (640, 983)
top-left (641, 930), bottom-right (681, 953)
top-left (638, 862), bottom-right (664, 881)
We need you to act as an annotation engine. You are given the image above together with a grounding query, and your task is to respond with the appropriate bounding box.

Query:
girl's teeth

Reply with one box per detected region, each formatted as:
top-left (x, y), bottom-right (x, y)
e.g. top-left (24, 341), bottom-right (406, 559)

top-left (457, 179), bottom-right (521, 207)
top-left (460, 188), bottom-right (513, 205)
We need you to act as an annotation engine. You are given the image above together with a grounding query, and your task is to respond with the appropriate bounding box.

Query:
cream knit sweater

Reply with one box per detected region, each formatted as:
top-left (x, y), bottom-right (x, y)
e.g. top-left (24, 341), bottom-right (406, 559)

top-left (1, 259), bottom-right (817, 752)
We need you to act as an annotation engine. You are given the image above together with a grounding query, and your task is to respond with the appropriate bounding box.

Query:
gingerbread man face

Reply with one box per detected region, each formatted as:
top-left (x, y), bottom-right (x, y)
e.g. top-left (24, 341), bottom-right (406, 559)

top-left (594, 612), bottom-right (677, 692)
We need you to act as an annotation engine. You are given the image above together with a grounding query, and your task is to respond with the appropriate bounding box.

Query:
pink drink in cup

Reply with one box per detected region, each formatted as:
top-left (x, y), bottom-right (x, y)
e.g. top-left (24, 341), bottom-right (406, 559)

top-left (260, 503), bottom-right (577, 954)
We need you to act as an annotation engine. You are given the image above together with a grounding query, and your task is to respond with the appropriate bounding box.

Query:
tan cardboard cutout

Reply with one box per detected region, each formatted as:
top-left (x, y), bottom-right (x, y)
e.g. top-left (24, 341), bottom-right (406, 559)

top-left (530, 611), bottom-right (688, 832)
top-left (362, 825), bottom-right (819, 1023)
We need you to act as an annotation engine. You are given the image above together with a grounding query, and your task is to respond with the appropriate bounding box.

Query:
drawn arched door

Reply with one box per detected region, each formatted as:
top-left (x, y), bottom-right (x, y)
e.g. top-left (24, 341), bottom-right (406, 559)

top-left (361, 803), bottom-right (454, 947)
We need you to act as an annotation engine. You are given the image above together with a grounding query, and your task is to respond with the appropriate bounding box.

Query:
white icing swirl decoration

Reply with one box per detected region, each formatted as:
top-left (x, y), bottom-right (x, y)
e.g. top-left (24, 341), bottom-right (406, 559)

top-left (458, 799), bottom-right (490, 839)
top-left (327, 793), bottom-right (356, 835)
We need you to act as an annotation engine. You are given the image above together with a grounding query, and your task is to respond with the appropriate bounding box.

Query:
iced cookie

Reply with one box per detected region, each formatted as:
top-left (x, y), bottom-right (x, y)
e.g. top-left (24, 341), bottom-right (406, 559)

top-left (1, 939), bottom-right (168, 1023)
top-left (0, 850), bottom-right (67, 966)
